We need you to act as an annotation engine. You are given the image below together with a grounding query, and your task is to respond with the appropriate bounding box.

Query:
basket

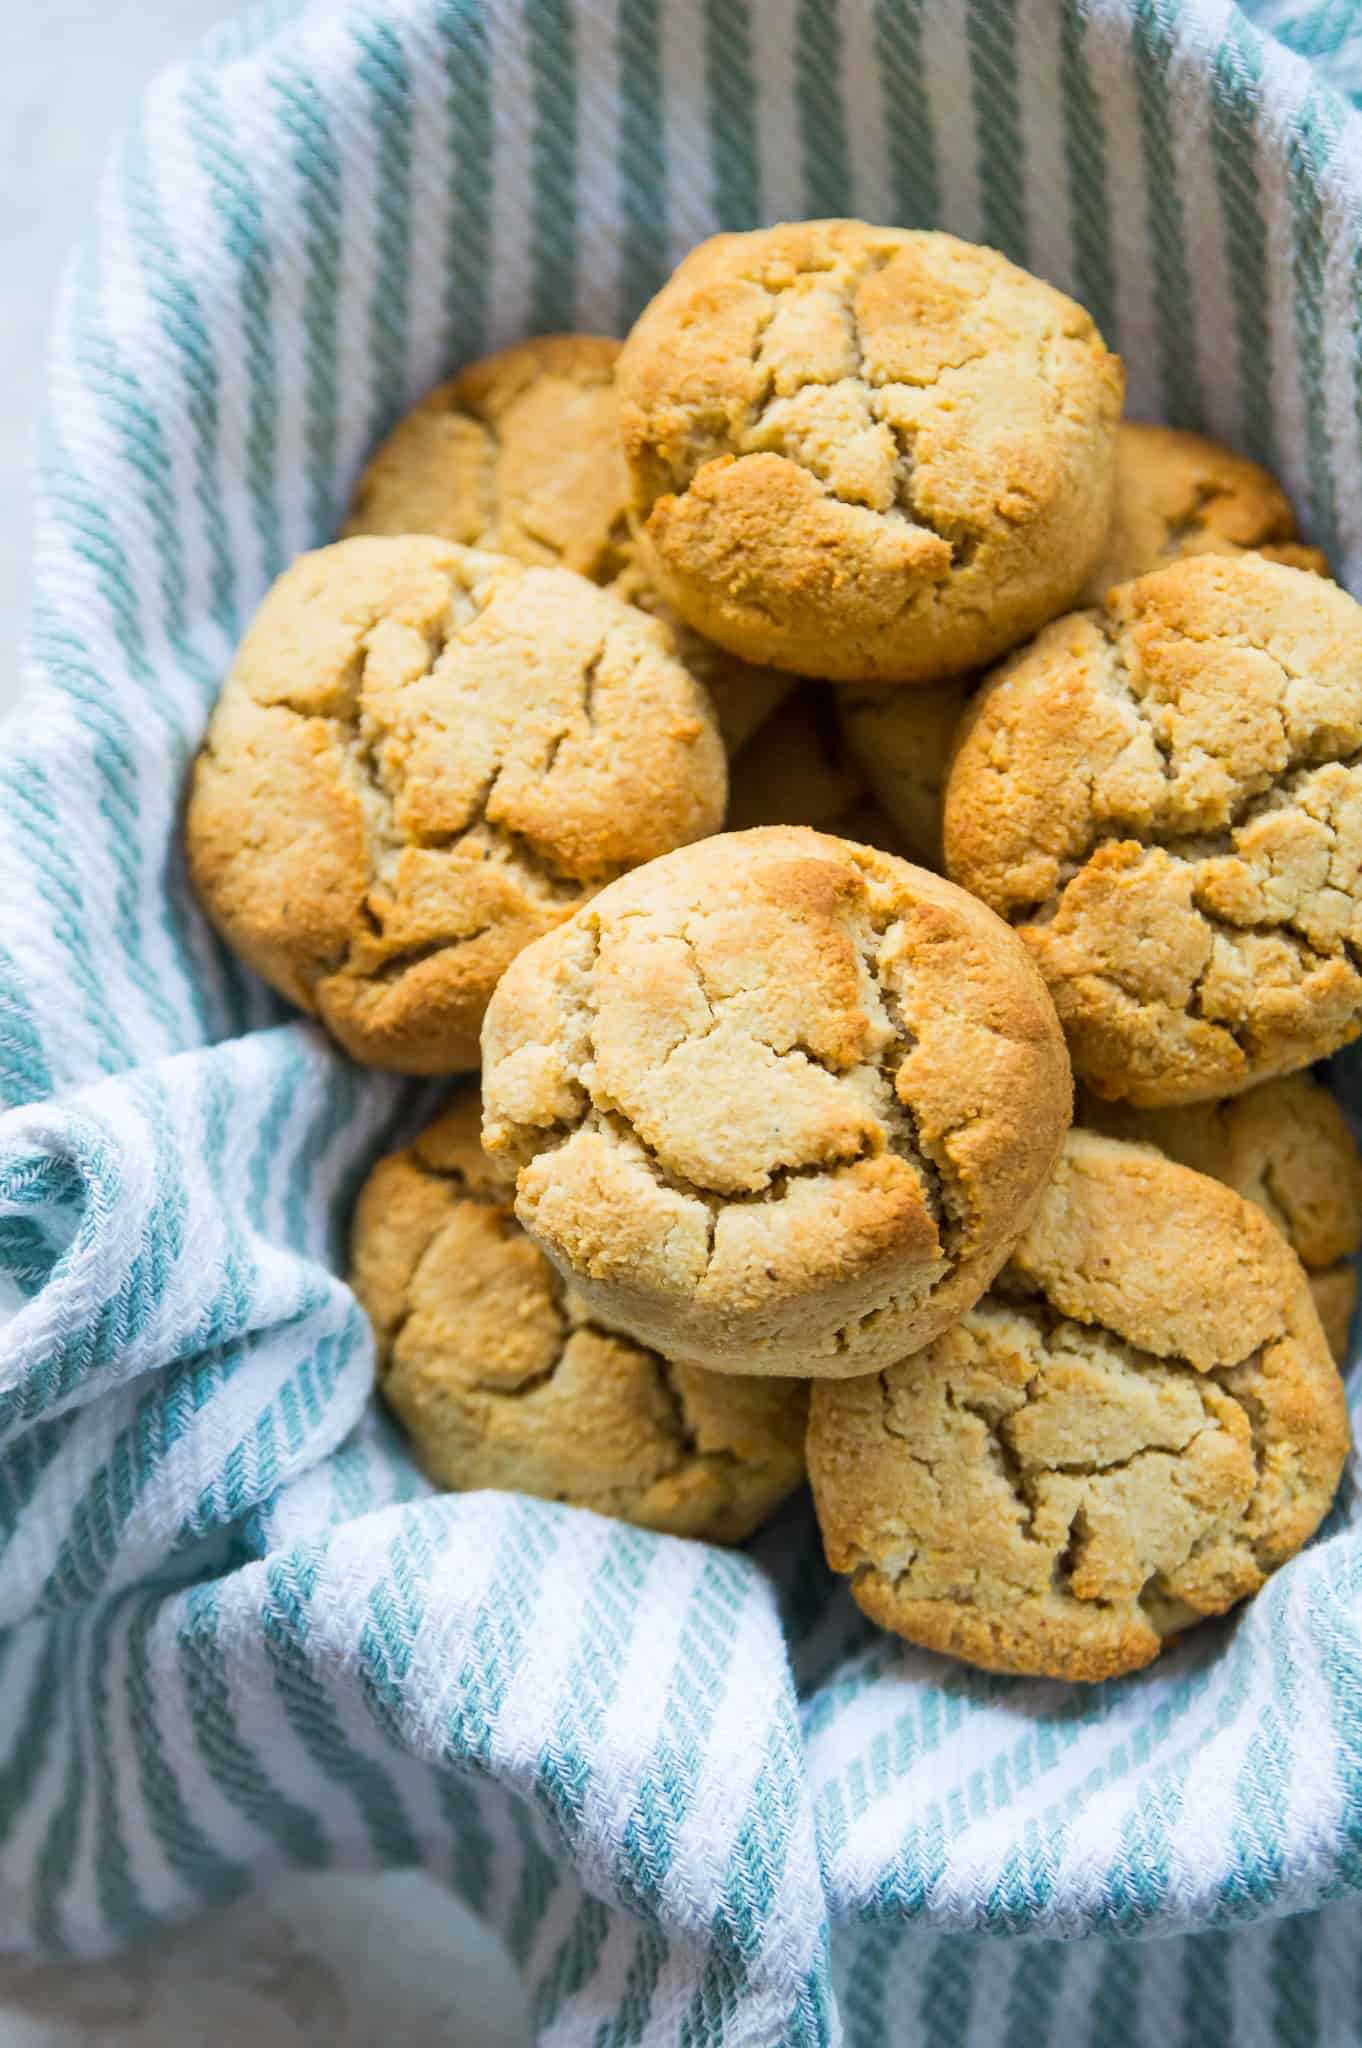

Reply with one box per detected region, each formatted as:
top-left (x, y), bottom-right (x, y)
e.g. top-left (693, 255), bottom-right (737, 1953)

top-left (3, 1), bottom-right (1362, 2040)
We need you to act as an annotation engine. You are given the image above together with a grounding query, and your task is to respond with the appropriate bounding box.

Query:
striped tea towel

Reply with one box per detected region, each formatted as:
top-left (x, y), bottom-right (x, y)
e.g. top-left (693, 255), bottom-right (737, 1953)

top-left (4, 0), bottom-right (1362, 2040)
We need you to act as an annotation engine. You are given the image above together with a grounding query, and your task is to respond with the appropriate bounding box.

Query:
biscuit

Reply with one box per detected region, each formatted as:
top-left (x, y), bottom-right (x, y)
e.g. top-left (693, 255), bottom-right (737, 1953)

top-left (480, 826), bottom-right (1072, 1377)
top-left (344, 333), bottom-right (793, 755)
top-left (944, 554), bottom-right (1362, 1105)
top-left (808, 1129), bottom-right (1350, 1682)
top-left (1081, 1072), bottom-right (1361, 1361)
top-left (1081, 421), bottom-right (1331, 602)
top-left (615, 220), bottom-right (1123, 684)
top-left (725, 684), bottom-right (866, 833)
top-left (1308, 1265), bottom-right (1358, 1371)
top-left (837, 426), bottom-right (1328, 869)
top-left (837, 677), bottom-right (970, 869)
top-left (344, 334), bottom-right (630, 577)
top-left (187, 535), bottom-right (726, 1073)
top-left (352, 1089), bottom-right (807, 1541)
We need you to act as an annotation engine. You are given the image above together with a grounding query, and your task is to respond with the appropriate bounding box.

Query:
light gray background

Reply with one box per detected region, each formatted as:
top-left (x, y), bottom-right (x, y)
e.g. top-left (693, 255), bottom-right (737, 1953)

top-left (0, 6), bottom-right (530, 2040)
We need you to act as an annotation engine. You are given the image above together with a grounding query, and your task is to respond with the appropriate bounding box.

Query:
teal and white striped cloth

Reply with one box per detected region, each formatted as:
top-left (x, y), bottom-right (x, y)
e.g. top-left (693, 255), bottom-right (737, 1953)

top-left (4, 0), bottom-right (1362, 2039)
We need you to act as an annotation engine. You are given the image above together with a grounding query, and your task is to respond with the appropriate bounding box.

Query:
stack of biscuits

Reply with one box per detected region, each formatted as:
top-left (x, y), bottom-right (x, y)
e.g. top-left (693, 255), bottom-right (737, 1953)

top-left (187, 220), bottom-right (1360, 1683)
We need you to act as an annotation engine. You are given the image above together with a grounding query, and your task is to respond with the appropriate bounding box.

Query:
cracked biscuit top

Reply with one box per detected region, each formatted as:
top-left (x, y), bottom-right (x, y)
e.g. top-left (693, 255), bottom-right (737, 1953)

top-left (343, 333), bottom-right (793, 755)
top-left (480, 826), bottom-right (1072, 1377)
top-left (615, 220), bottom-right (1124, 685)
top-left (1080, 421), bottom-right (1331, 603)
top-left (1081, 1072), bottom-right (1362, 1363)
top-left (351, 1087), bottom-right (807, 1541)
top-left (836, 425), bottom-right (1326, 871)
top-left (808, 1128), bottom-right (1350, 1682)
top-left (345, 335), bottom-right (630, 578)
top-left (186, 535), bottom-right (726, 1073)
top-left (944, 554), bottom-right (1362, 1106)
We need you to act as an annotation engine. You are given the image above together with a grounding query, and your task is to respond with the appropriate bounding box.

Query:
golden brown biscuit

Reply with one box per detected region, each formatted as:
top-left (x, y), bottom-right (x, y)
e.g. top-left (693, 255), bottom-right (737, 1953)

top-left (944, 554), bottom-right (1362, 1106)
top-left (725, 684), bottom-right (865, 832)
top-left (187, 535), bottom-right (726, 1073)
top-left (808, 1129), bottom-right (1351, 1682)
top-left (1308, 1266), bottom-right (1358, 1366)
top-left (344, 335), bottom-right (630, 576)
top-left (606, 554), bottom-right (795, 755)
top-left (838, 429), bottom-right (1328, 869)
top-left (481, 826), bottom-right (1072, 1377)
top-left (1081, 1073), bottom-right (1361, 1362)
top-left (616, 220), bottom-right (1123, 685)
top-left (344, 333), bottom-right (793, 755)
top-left (1081, 421), bottom-right (1331, 601)
top-left (837, 677), bottom-right (969, 869)
top-left (353, 1089), bottom-right (807, 1540)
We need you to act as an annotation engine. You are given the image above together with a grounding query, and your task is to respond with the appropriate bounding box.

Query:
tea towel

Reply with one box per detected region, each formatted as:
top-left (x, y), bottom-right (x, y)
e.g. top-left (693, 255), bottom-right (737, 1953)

top-left (4, 0), bottom-right (1362, 2040)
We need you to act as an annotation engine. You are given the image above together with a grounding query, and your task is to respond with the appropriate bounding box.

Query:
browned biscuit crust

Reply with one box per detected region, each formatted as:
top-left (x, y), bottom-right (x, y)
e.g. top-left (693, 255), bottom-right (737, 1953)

top-left (187, 535), bottom-right (725, 1072)
top-left (944, 554), bottom-right (1362, 1105)
top-left (1308, 1265), bottom-right (1359, 1364)
top-left (1081, 421), bottom-right (1331, 602)
top-left (808, 1129), bottom-right (1350, 1681)
top-left (837, 677), bottom-right (970, 870)
top-left (353, 1089), bottom-right (806, 1540)
top-left (1081, 1072), bottom-right (1361, 1361)
top-left (839, 427), bottom-right (1328, 871)
top-left (616, 220), bottom-right (1123, 684)
top-left (344, 334), bottom-right (630, 576)
top-left (481, 826), bottom-right (1072, 1376)
top-left (343, 333), bottom-right (794, 755)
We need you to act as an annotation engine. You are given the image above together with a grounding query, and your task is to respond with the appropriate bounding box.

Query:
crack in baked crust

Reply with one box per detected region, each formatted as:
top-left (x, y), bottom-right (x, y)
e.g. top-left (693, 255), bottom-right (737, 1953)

top-left (951, 561), bottom-right (1362, 1094)
top-left (498, 887), bottom-right (959, 1265)
top-left (1164, 478), bottom-right (1225, 549)
top-left (365, 1138), bottom-right (798, 1514)
top-left (483, 829), bottom-right (1071, 1374)
top-left (189, 539), bottom-right (727, 1076)
top-left (1003, 613), bottom-right (1362, 914)
top-left (809, 1126), bottom-right (1350, 1675)
top-left (275, 600), bottom-right (629, 999)
top-left (856, 922), bottom-right (946, 1231)
top-left (654, 244), bottom-right (1013, 568)
top-left (864, 1295), bottom-right (1287, 1605)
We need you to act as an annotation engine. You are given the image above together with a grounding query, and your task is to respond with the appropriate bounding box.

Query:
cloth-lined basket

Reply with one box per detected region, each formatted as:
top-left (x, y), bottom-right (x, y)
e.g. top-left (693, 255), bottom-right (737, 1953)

top-left (4, 1), bottom-right (1362, 2039)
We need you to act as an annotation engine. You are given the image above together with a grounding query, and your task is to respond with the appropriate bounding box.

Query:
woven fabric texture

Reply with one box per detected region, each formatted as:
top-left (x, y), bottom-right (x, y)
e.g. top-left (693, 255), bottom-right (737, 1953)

top-left (4, 1), bottom-right (1362, 2040)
